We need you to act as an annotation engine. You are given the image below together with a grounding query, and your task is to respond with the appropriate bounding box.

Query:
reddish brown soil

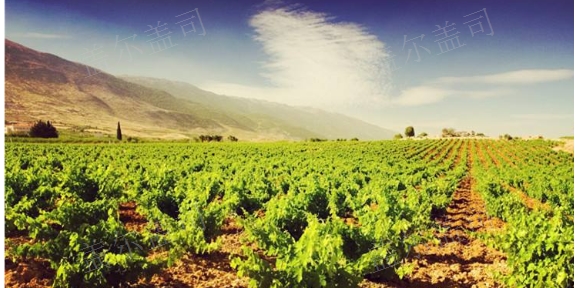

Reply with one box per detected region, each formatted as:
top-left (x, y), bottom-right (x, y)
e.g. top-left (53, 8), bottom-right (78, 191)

top-left (505, 185), bottom-right (551, 212)
top-left (360, 142), bottom-right (508, 288)
top-left (5, 141), bottom-right (511, 288)
top-left (119, 201), bottom-right (148, 232)
top-left (482, 144), bottom-right (551, 212)
top-left (130, 216), bottom-right (250, 288)
top-left (5, 228), bottom-right (53, 287)
top-left (481, 143), bottom-right (502, 168)
top-left (448, 140), bottom-right (465, 169)
top-left (475, 141), bottom-right (491, 169)
top-left (428, 140), bottom-right (453, 162)
top-left (5, 257), bottom-right (54, 288)
top-left (361, 179), bottom-right (507, 287)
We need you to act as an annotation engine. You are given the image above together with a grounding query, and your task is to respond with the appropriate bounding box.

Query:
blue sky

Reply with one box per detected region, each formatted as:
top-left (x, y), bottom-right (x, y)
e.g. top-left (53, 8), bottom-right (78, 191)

top-left (5, 0), bottom-right (575, 137)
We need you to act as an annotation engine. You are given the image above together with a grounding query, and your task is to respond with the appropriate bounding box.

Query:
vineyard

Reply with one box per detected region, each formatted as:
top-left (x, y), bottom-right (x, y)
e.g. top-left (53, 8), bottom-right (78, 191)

top-left (5, 139), bottom-right (574, 287)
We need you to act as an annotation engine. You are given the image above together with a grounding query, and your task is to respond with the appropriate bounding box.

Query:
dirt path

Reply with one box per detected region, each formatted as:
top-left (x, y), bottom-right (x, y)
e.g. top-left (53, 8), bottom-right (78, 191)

top-left (405, 141), bottom-right (507, 287)
top-left (130, 216), bottom-right (249, 288)
top-left (6, 140), bottom-right (511, 287)
top-left (400, 176), bottom-right (508, 287)
top-left (362, 140), bottom-right (508, 288)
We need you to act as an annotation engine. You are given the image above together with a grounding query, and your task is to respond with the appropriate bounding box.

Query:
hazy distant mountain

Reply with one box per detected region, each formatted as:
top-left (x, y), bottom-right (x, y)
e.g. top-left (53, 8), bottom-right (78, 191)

top-left (121, 77), bottom-right (396, 140)
top-left (5, 39), bottom-right (395, 140)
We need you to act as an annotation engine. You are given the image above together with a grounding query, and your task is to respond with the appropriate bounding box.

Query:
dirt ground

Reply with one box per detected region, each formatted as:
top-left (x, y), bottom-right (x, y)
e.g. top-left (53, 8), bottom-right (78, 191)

top-left (553, 139), bottom-right (574, 154)
top-left (359, 143), bottom-right (508, 288)
top-left (5, 143), bottom-right (511, 287)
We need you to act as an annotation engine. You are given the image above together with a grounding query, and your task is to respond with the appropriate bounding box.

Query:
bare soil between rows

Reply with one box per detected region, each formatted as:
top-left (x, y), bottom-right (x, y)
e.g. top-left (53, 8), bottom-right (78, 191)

top-left (360, 176), bottom-right (507, 288)
top-left (6, 146), bottom-right (510, 288)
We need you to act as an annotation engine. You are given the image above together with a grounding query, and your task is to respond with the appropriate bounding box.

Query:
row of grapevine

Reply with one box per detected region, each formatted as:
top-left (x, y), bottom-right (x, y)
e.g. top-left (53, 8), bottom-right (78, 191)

top-left (5, 139), bottom-right (573, 287)
top-left (471, 140), bottom-right (574, 287)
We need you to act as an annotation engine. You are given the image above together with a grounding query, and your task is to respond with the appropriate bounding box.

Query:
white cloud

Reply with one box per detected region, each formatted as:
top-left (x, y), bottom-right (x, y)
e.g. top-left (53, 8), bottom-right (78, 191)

top-left (511, 114), bottom-right (573, 120)
top-left (18, 32), bottom-right (72, 39)
top-left (392, 69), bottom-right (572, 106)
top-left (205, 7), bottom-right (391, 109)
top-left (202, 6), bottom-right (572, 113)
top-left (435, 69), bottom-right (574, 85)
top-left (393, 85), bottom-right (512, 106)
top-left (392, 86), bottom-right (450, 106)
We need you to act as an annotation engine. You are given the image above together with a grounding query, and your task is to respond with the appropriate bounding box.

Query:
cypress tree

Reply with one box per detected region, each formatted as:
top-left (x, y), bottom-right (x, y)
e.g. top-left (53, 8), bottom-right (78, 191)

top-left (117, 122), bottom-right (122, 140)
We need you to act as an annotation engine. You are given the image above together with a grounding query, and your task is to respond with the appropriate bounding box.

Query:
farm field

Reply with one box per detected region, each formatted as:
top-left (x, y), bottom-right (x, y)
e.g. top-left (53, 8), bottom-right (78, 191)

top-left (5, 139), bottom-right (574, 288)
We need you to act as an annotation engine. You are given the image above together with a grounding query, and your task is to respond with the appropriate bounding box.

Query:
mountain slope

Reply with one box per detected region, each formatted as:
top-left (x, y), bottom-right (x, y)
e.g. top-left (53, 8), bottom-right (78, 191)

top-left (5, 39), bottom-right (228, 138)
top-left (5, 39), bottom-right (395, 140)
top-left (121, 77), bottom-right (396, 140)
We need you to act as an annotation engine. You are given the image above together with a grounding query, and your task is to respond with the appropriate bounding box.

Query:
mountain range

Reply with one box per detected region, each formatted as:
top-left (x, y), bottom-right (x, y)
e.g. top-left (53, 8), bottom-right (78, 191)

top-left (5, 39), bottom-right (395, 140)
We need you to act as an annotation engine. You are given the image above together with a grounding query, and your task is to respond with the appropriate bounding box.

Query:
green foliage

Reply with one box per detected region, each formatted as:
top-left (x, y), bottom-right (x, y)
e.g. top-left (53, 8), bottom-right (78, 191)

top-left (500, 134), bottom-right (513, 140)
top-left (30, 120), bottom-right (58, 138)
top-left (404, 126), bottom-right (415, 138)
top-left (116, 122), bottom-right (122, 141)
top-left (441, 128), bottom-right (456, 137)
top-left (5, 139), bottom-right (573, 287)
top-left (491, 211), bottom-right (573, 287)
top-left (393, 134), bottom-right (403, 140)
top-left (232, 216), bottom-right (361, 288)
top-left (472, 140), bottom-right (574, 287)
top-left (308, 138), bottom-right (328, 142)
top-left (199, 135), bottom-right (223, 142)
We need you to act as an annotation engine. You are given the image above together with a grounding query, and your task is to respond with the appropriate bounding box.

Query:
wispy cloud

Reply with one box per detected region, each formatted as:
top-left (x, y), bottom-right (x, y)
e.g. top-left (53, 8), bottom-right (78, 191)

top-left (511, 113), bottom-right (573, 120)
top-left (19, 32), bottom-right (72, 39)
top-left (435, 69), bottom-right (574, 85)
top-left (202, 6), bottom-right (572, 114)
top-left (392, 86), bottom-right (450, 106)
top-left (393, 85), bottom-right (512, 106)
top-left (392, 69), bottom-right (572, 106)
top-left (205, 6), bottom-right (391, 109)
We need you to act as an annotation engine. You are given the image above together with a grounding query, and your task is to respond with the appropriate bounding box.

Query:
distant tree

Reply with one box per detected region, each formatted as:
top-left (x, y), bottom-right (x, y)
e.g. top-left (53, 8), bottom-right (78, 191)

top-left (500, 134), bottom-right (513, 141)
top-left (228, 135), bottom-right (238, 142)
top-left (127, 136), bottom-right (139, 143)
top-left (350, 138), bottom-right (359, 141)
top-left (471, 130), bottom-right (476, 136)
top-left (418, 132), bottom-right (428, 138)
top-left (116, 122), bottom-right (122, 141)
top-left (405, 126), bottom-right (415, 138)
top-left (441, 128), bottom-right (456, 138)
top-left (394, 133), bottom-right (403, 140)
top-left (476, 133), bottom-right (485, 137)
top-left (199, 135), bottom-right (223, 142)
top-left (30, 120), bottom-right (58, 138)
top-left (309, 138), bottom-right (327, 142)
